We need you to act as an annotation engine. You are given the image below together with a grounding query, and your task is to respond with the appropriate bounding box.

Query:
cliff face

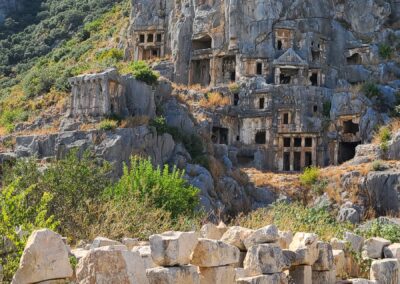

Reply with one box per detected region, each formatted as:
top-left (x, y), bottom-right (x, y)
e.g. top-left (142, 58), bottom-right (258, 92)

top-left (0, 0), bottom-right (22, 24)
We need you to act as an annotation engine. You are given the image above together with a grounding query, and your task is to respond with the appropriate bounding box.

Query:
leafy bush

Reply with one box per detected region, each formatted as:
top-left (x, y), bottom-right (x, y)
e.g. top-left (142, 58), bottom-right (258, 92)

top-left (356, 219), bottom-right (400, 243)
top-left (0, 108), bottom-right (29, 133)
top-left (108, 157), bottom-right (199, 217)
top-left (96, 48), bottom-right (124, 62)
top-left (378, 126), bottom-right (391, 153)
top-left (370, 160), bottom-right (387, 171)
top-left (300, 166), bottom-right (320, 187)
top-left (129, 61), bottom-right (159, 85)
top-left (378, 44), bottom-right (393, 60)
top-left (362, 82), bottom-right (381, 99)
top-left (235, 202), bottom-right (353, 241)
top-left (0, 180), bottom-right (58, 280)
top-left (98, 119), bottom-right (118, 131)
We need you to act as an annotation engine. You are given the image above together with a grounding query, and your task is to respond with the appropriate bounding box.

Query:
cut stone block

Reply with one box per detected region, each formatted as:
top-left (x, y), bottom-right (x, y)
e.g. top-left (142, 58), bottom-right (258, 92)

top-left (288, 265), bottom-right (312, 284)
top-left (91, 236), bottom-right (122, 249)
top-left (333, 249), bottom-right (346, 277)
top-left (330, 238), bottom-right (347, 251)
top-left (237, 273), bottom-right (288, 284)
top-left (278, 231), bottom-right (293, 249)
top-left (221, 226), bottom-right (254, 251)
top-left (384, 243), bottom-right (400, 260)
top-left (191, 238), bottom-right (240, 267)
top-left (370, 259), bottom-right (400, 284)
top-left (149, 231), bottom-right (198, 266)
top-left (122, 237), bottom-right (139, 250)
top-left (312, 242), bottom-right (334, 271)
top-left (132, 245), bottom-right (157, 269)
top-left (348, 279), bottom-right (378, 284)
top-left (200, 222), bottom-right (227, 240)
top-left (146, 265), bottom-right (200, 284)
top-left (344, 232), bottom-right (364, 253)
top-left (289, 232), bottom-right (319, 265)
top-left (362, 237), bottom-right (391, 259)
top-left (243, 225), bottom-right (279, 249)
top-left (311, 269), bottom-right (336, 284)
top-left (244, 243), bottom-right (289, 276)
top-left (199, 265), bottom-right (235, 284)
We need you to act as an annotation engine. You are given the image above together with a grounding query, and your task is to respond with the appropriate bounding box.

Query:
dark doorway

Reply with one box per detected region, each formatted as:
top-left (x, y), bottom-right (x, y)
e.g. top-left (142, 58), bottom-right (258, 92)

top-left (191, 59), bottom-right (211, 86)
top-left (256, 63), bottom-right (263, 75)
top-left (284, 138), bottom-right (291, 147)
top-left (237, 153), bottom-right (255, 167)
top-left (347, 53), bottom-right (362, 65)
top-left (255, 131), bottom-right (266, 144)
top-left (233, 93), bottom-right (239, 106)
top-left (283, 113), bottom-right (289, 125)
top-left (294, 152), bottom-right (301, 171)
top-left (280, 74), bottom-right (291, 84)
top-left (305, 152), bottom-right (313, 168)
top-left (305, 138), bottom-right (313, 147)
top-left (259, 98), bottom-right (265, 109)
top-left (343, 120), bottom-right (359, 134)
top-left (277, 40), bottom-right (283, 50)
top-left (212, 127), bottom-right (229, 145)
top-left (310, 73), bottom-right (318, 86)
top-left (283, 152), bottom-right (290, 171)
top-left (339, 142), bottom-right (360, 164)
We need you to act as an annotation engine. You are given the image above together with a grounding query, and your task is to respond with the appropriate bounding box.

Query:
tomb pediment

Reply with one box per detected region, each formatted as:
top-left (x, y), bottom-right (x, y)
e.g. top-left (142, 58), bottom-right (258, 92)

top-left (273, 48), bottom-right (308, 67)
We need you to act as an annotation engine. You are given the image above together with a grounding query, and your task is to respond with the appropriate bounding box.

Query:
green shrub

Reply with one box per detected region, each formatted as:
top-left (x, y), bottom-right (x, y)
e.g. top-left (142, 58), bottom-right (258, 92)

top-left (108, 156), bottom-right (199, 217)
top-left (378, 126), bottom-right (391, 153)
top-left (98, 119), bottom-right (118, 131)
top-left (0, 180), bottom-right (58, 280)
top-left (129, 61), bottom-right (159, 85)
top-left (362, 82), bottom-right (381, 99)
top-left (378, 44), bottom-right (393, 60)
top-left (235, 202), bottom-right (353, 241)
top-left (0, 108), bottom-right (29, 133)
top-left (300, 166), bottom-right (320, 187)
top-left (370, 160), bottom-right (387, 171)
top-left (356, 219), bottom-right (400, 243)
top-left (96, 48), bottom-right (124, 62)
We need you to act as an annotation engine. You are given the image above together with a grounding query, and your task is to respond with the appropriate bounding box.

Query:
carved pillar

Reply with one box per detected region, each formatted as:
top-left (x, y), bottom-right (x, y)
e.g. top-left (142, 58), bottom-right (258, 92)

top-left (312, 137), bottom-right (318, 166)
top-left (275, 67), bottom-right (281, 85)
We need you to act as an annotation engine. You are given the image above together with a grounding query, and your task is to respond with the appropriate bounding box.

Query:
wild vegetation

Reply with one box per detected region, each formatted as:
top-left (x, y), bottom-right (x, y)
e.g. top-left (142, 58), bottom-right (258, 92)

top-left (0, 152), bottom-right (201, 280)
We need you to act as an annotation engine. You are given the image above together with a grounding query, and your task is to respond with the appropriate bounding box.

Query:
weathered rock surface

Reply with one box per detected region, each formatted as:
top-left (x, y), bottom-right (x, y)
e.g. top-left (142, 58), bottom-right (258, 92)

top-left (149, 231), bottom-right (198, 266)
top-left (312, 242), bottom-right (334, 271)
top-left (221, 226), bottom-right (254, 251)
top-left (237, 273), bottom-right (288, 284)
top-left (199, 222), bottom-right (228, 240)
top-left (289, 265), bottom-right (312, 284)
top-left (146, 265), bottom-right (200, 284)
top-left (12, 229), bottom-right (73, 284)
top-left (91, 236), bottom-right (122, 249)
top-left (199, 265), bottom-right (236, 284)
top-left (244, 244), bottom-right (289, 276)
top-left (243, 224), bottom-right (279, 250)
top-left (370, 259), bottom-right (400, 284)
top-left (76, 246), bottom-right (149, 284)
top-left (362, 237), bottom-right (391, 259)
top-left (191, 238), bottom-right (240, 267)
top-left (289, 233), bottom-right (319, 265)
top-left (384, 243), bottom-right (400, 260)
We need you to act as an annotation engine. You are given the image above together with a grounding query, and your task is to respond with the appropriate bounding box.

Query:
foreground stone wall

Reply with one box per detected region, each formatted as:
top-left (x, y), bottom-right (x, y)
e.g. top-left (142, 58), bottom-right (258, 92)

top-left (11, 224), bottom-right (400, 283)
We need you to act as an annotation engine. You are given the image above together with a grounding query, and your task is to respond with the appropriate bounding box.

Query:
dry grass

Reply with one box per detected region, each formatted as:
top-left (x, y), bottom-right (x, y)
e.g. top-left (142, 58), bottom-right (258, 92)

top-left (80, 123), bottom-right (97, 131)
top-left (120, 116), bottom-right (149, 128)
top-left (199, 92), bottom-right (230, 108)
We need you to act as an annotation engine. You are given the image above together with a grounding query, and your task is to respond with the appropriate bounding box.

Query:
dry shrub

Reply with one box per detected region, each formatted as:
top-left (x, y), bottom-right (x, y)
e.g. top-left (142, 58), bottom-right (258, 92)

top-left (199, 92), bottom-right (230, 108)
top-left (80, 123), bottom-right (97, 131)
top-left (120, 116), bottom-right (149, 128)
top-left (82, 198), bottom-right (202, 241)
top-left (208, 156), bottom-right (225, 181)
top-left (231, 168), bottom-right (250, 186)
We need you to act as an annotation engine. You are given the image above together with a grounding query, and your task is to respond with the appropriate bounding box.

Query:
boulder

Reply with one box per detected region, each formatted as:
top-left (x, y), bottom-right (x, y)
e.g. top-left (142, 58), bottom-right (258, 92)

top-left (278, 231), bottom-right (293, 249)
top-left (191, 238), bottom-right (240, 267)
top-left (384, 244), bottom-right (400, 260)
top-left (345, 232), bottom-right (364, 253)
top-left (237, 273), bottom-right (288, 284)
top-left (12, 229), bottom-right (73, 284)
top-left (288, 265), bottom-right (312, 284)
top-left (348, 279), bottom-right (378, 284)
top-left (370, 259), bottom-right (400, 284)
top-left (71, 248), bottom-right (90, 261)
top-left (132, 245), bottom-right (157, 269)
top-left (362, 237), bottom-right (391, 259)
top-left (199, 265), bottom-right (236, 284)
top-left (91, 236), bottom-right (123, 249)
top-left (337, 203), bottom-right (361, 224)
top-left (312, 242), bottom-right (334, 271)
top-left (243, 244), bottom-right (289, 276)
top-left (146, 265), bottom-right (200, 284)
top-left (289, 232), bottom-right (319, 265)
top-left (243, 225), bottom-right (279, 249)
top-left (149, 231), bottom-right (198, 266)
top-left (76, 246), bottom-right (148, 284)
top-left (221, 226), bottom-right (254, 251)
top-left (199, 222), bottom-right (227, 240)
